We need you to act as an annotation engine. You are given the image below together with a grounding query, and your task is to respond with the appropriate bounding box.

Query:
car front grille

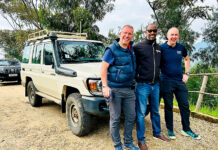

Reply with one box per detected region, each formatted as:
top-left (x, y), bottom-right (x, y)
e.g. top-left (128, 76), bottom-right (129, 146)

top-left (4, 68), bottom-right (20, 74)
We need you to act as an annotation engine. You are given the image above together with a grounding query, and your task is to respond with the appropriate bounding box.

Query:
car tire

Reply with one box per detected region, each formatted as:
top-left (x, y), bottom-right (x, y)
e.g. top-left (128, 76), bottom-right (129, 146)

top-left (27, 81), bottom-right (42, 107)
top-left (66, 93), bottom-right (93, 136)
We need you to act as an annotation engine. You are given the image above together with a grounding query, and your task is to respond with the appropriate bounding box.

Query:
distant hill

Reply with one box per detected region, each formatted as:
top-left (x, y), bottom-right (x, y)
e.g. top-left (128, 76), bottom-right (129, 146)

top-left (191, 42), bottom-right (209, 67)
top-left (194, 42), bottom-right (208, 52)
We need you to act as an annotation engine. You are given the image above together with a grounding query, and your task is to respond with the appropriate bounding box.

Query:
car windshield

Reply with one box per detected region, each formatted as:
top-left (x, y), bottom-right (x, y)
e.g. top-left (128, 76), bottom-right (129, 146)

top-left (57, 40), bottom-right (104, 64)
top-left (0, 60), bottom-right (20, 66)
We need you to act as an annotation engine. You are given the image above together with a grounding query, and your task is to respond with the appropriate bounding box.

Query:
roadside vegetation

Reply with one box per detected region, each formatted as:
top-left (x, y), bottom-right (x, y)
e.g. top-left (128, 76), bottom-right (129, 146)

top-left (160, 99), bottom-right (218, 117)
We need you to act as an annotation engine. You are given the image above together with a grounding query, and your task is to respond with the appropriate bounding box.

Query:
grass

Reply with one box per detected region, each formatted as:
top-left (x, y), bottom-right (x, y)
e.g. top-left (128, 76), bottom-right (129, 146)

top-left (160, 99), bottom-right (218, 117)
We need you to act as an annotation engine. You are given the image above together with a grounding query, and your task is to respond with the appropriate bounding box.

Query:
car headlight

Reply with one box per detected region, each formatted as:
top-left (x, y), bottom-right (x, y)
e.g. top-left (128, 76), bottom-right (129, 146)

top-left (83, 78), bottom-right (103, 96)
top-left (0, 68), bottom-right (4, 73)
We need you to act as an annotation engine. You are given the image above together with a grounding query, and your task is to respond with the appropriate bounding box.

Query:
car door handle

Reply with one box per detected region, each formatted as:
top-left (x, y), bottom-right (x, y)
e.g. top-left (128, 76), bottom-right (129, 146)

top-left (50, 73), bottom-right (56, 76)
top-left (22, 68), bottom-right (25, 71)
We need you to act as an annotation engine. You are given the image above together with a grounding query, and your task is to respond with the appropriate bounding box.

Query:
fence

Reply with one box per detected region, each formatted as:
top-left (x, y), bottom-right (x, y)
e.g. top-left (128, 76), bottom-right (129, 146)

top-left (188, 73), bottom-right (218, 112)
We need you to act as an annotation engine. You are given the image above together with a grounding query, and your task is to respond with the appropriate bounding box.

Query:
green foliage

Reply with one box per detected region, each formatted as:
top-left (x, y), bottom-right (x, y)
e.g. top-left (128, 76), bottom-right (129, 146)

top-left (38, 0), bottom-right (115, 40)
top-left (0, 0), bottom-right (42, 29)
top-left (105, 25), bottom-right (146, 46)
top-left (0, 30), bottom-right (30, 60)
top-left (133, 25), bottom-right (146, 43)
top-left (192, 9), bottom-right (218, 68)
top-left (0, 0), bottom-right (115, 40)
top-left (187, 63), bottom-right (218, 109)
top-left (103, 29), bottom-right (119, 46)
top-left (146, 0), bottom-right (211, 56)
top-left (160, 99), bottom-right (218, 117)
top-left (0, 0), bottom-right (116, 59)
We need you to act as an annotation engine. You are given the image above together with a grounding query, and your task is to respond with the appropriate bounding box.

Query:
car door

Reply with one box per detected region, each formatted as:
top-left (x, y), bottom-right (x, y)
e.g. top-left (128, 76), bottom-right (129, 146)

top-left (30, 43), bottom-right (44, 90)
top-left (40, 42), bottom-right (59, 98)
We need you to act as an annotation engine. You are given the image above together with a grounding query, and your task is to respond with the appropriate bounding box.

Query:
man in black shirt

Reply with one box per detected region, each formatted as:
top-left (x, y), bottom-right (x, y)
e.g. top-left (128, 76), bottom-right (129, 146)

top-left (134, 24), bottom-right (170, 150)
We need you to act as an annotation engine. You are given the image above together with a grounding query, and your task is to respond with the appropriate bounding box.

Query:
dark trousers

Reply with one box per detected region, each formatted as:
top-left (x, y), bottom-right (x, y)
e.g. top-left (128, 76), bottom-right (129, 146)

top-left (109, 87), bottom-right (136, 147)
top-left (160, 80), bottom-right (191, 131)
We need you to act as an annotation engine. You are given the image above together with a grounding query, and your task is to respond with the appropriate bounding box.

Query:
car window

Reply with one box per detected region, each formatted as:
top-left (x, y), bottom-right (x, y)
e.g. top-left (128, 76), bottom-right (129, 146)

top-left (0, 60), bottom-right (20, 66)
top-left (43, 43), bottom-right (53, 65)
top-left (32, 44), bottom-right (42, 64)
top-left (0, 60), bottom-right (10, 66)
top-left (22, 46), bottom-right (32, 63)
top-left (57, 41), bottom-right (104, 64)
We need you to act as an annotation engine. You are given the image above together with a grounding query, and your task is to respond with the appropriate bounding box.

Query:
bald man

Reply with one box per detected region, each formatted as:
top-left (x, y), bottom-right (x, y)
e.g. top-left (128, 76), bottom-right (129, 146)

top-left (160, 27), bottom-right (200, 140)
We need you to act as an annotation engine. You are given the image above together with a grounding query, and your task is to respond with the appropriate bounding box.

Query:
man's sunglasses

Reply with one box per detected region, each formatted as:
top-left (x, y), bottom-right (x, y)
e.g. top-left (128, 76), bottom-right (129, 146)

top-left (147, 29), bottom-right (157, 33)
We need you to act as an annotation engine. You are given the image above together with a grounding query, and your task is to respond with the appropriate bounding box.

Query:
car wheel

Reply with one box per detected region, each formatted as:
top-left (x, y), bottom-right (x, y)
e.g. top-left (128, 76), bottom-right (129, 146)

top-left (27, 81), bottom-right (42, 107)
top-left (66, 93), bottom-right (93, 136)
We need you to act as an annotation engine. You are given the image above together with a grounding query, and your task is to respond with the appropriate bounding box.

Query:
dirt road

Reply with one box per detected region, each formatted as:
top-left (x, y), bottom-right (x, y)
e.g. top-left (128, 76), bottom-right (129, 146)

top-left (0, 84), bottom-right (217, 150)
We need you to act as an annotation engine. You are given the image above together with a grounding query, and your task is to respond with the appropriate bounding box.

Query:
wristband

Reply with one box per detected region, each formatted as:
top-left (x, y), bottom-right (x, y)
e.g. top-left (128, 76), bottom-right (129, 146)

top-left (185, 72), bottom-right (190, 75)
top-left (102, 85), bottom-right (108, 88)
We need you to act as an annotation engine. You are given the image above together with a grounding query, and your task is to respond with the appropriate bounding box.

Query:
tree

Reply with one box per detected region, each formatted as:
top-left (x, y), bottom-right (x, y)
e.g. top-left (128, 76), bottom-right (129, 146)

top-left (192, 9), bottom-right (218, 68)
top-left (0, 0), bottom-right (115, 40)
top-left (0, 0), bottom-right (42, 30)
top-left (0, 0), bottom-right (116, 58)
top-left (104, 29), bottom-right (119, 46)
top-left (146, 0), bottom-right (211, 56)
top-left (0, 30), bottom-right (30, 60)
top-left (133, 25), bottom-right (146, 43)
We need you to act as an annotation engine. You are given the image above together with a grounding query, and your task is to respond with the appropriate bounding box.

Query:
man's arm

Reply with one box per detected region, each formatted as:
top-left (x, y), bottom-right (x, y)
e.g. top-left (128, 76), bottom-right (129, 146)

top-left (183, 56), bottom-right (190, 83)
top-left (100, 61), bottom-right (111, 98)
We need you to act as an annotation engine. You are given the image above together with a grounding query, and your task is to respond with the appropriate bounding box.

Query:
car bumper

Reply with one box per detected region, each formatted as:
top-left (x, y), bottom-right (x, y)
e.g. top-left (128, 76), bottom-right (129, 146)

top-left (0, 73), bottom-right (21, 82)
top-left (81, 96), bottom-right (109, 116)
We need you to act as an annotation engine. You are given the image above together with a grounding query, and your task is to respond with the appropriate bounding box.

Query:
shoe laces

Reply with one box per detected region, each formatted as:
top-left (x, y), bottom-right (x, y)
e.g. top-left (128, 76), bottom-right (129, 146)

top-left (187, 130), bottom-right (198, 138)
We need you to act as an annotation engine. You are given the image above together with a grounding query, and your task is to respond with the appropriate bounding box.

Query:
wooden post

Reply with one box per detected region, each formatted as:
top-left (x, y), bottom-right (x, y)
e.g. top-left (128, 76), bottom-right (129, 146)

top-left (195, 76), bottom-right (208, 111)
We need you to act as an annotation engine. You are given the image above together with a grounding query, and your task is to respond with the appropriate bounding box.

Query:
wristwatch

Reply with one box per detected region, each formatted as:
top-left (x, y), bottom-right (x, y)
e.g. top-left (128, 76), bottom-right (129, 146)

top-left (185, 72), bottom-right (190, 75)
top-left (102, 85), bottom-right (108, 88)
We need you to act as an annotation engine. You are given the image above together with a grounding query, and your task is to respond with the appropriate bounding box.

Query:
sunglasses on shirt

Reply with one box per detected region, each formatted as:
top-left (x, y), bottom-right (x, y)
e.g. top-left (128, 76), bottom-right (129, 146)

top-left (147, 29), bottom-right (157, 33)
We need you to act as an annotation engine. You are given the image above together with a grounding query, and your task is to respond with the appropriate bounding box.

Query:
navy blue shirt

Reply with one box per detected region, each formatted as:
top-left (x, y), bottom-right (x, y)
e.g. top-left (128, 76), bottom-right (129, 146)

top-left (160, 42), bottom-right (187, 81)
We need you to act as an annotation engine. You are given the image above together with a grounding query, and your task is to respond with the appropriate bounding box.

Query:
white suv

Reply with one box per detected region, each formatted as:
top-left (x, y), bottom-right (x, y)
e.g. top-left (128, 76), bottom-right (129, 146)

top-left (21, 30), bottom-right (108, 136)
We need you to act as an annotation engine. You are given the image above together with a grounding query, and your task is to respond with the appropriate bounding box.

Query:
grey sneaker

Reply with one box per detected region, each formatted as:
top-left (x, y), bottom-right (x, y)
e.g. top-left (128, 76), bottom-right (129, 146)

top-left (124, 143), bottom-right (139, 150)
top-left (167, 129), bottom-right (176, 139)
top-left (181, 130), bottom-right (201, 140)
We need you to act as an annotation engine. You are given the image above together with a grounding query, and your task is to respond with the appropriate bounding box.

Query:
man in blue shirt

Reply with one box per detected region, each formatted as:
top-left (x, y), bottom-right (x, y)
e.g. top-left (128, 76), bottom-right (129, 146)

top-left (100, 25), bottom-right (139, 150)
top-left (160, 27), bottom-right (200, 140)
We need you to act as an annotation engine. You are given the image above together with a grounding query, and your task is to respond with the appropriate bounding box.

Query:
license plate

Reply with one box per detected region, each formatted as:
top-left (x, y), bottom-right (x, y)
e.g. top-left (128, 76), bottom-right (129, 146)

top-left (9, 74), bottom-right (18, 77)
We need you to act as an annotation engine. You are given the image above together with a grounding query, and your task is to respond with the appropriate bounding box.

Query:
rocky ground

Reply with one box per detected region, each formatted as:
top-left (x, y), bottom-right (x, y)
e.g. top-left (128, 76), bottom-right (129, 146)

top-left (0, 83), bottom-right (217, 150)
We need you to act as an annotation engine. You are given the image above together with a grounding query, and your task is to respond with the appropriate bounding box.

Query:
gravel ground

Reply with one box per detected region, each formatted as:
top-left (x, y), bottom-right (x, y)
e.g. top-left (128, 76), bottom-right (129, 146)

top-left (0, 84), bottom-right (217, 150)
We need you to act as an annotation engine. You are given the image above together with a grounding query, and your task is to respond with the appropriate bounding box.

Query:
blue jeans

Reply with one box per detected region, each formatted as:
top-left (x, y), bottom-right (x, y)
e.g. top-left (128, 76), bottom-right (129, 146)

top-left (109, 87), bottom-right (136, 147)
top-left (160, 80), bottom-right (191, 131)
top-left (135, 82), bottom-right (161, 143)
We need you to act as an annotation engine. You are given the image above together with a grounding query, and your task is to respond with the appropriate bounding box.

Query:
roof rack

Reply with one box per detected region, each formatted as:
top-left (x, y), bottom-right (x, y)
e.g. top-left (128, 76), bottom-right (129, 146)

top-left (28, 30), bottom-right (88, 41)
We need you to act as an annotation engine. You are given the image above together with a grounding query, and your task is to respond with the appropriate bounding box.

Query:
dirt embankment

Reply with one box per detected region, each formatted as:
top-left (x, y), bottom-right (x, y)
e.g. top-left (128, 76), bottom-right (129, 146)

top-left (0, 84), bottom-right (217, 150)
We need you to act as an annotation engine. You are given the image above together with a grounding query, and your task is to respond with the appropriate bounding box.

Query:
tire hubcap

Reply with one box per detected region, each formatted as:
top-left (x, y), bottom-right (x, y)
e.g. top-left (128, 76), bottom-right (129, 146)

top-left (71, 105), bottom-right (79, 126)
top-left (28, 86), bottom-right (34, 102)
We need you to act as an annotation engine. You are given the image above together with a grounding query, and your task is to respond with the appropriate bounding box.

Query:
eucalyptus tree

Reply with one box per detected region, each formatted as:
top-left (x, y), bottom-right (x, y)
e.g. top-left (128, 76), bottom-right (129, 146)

top-left (146, 0), bottom-right (211, 55)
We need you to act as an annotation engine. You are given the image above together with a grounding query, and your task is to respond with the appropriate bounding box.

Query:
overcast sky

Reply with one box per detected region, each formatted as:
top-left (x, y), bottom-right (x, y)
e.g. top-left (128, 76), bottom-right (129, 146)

top-left (0, 0), bottom-right (217, 40)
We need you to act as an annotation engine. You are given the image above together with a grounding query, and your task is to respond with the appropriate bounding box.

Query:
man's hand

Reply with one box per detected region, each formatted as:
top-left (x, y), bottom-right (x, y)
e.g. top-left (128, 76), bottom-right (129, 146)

top-left (182, 74), bottom-right (189, 83)
top-left (102, 86), bottom-right (111, 98)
